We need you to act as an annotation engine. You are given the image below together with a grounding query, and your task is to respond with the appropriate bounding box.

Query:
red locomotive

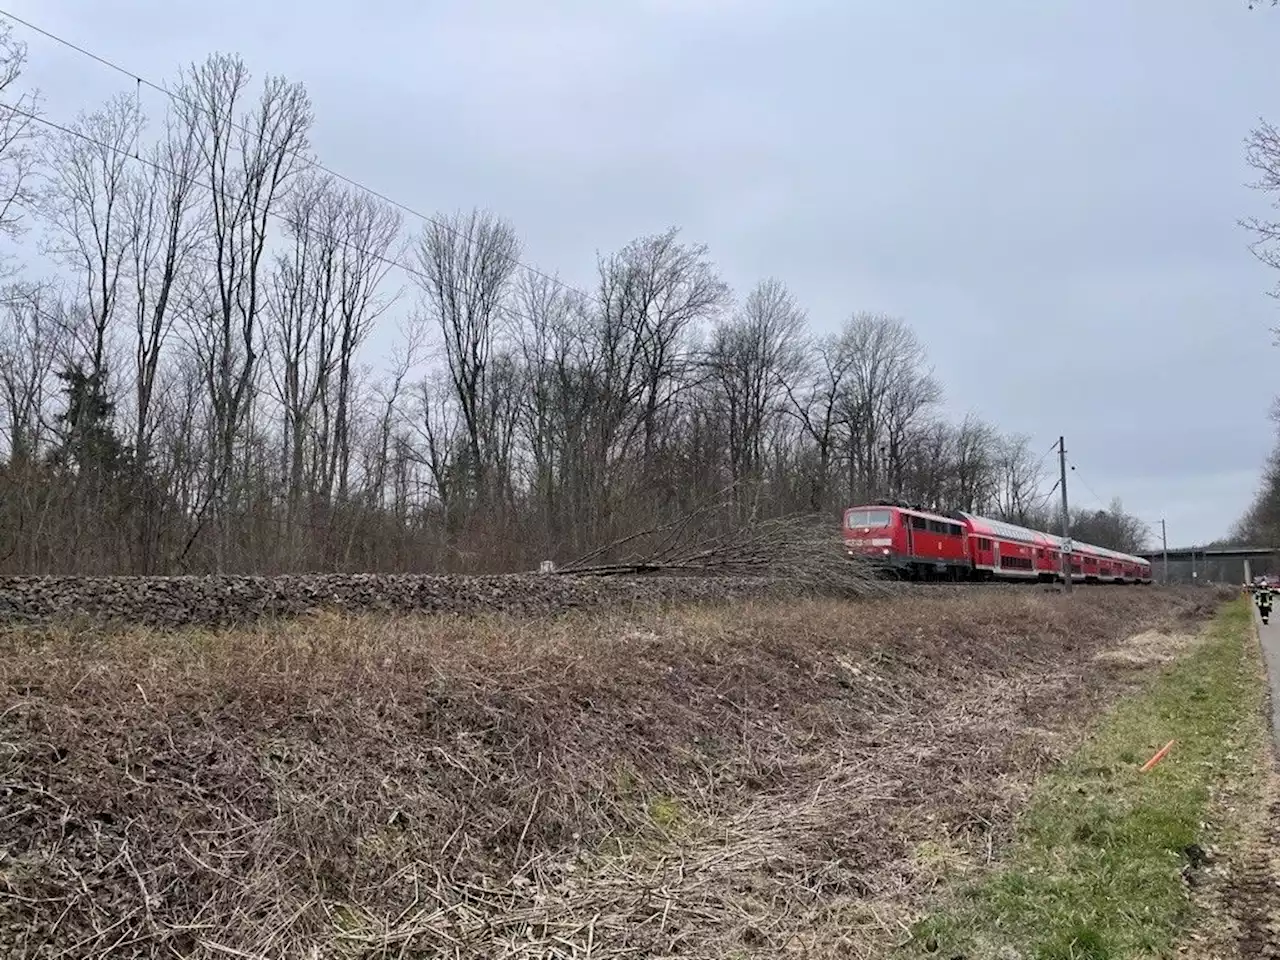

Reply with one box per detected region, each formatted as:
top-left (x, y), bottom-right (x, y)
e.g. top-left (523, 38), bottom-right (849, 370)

top-left (842, 501), bottom-right (1153, 584)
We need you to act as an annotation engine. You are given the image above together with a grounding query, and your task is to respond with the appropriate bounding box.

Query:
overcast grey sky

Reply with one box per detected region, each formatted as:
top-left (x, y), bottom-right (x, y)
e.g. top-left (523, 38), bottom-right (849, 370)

top-left (3, 0), bottom-right (1278, 548)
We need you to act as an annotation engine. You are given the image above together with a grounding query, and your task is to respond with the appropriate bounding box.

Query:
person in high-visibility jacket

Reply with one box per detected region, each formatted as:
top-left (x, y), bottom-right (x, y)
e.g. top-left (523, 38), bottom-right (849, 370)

top-left (1257, 584), bottom-right (1273, 625)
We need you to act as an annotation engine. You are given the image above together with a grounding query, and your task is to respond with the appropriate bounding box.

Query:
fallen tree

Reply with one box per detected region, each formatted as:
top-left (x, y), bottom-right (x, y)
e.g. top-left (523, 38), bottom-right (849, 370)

top-left (555, 504), bottom-right (889, 598)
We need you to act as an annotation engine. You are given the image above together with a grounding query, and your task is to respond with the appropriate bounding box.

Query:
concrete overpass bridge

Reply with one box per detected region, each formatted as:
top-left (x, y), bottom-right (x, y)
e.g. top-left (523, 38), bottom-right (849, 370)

top-left (1135, 546), bottom-right (1279, 584)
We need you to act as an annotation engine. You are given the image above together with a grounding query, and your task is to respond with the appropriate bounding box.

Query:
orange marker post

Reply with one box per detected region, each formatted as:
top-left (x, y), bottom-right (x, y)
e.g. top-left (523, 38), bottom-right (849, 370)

top-left (1140, 739), bottom-right (1176, 772)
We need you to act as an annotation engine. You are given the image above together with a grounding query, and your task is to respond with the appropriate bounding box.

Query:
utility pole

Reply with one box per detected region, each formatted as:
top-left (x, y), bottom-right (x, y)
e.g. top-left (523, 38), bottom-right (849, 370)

top-left (1059, 435), bottom-right (1072, 594)
top-left (1161, 518), bottom-right (1168, 584)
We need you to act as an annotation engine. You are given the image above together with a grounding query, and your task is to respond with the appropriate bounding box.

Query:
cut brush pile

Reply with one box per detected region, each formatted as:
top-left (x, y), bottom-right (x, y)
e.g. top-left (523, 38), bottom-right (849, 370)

top-left (0, 586), bottom-right (1231, 958)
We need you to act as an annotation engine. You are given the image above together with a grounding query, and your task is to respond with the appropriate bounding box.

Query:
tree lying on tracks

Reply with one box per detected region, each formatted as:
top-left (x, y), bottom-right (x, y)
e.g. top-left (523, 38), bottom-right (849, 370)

top-left (553, 496), bottom-right (888, 599)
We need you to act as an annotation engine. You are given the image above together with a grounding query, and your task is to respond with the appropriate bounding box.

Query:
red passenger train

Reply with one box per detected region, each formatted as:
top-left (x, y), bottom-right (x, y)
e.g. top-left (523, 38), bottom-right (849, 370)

top-left (842, 501), bottom-right (1153, 584)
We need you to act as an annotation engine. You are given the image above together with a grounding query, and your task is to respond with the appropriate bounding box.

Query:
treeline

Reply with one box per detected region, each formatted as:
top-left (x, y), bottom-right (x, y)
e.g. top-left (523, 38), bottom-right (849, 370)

top-left (1230, 402), bottom-right (1280, 546)
top-left (0, 33), bottom-right (1148, 574)
top-left (1233, 99), bottom-right (1280, 546)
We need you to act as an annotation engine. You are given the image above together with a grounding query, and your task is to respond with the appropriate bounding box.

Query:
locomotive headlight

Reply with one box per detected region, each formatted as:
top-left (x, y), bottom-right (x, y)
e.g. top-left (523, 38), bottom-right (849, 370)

top-left (882, 548), bottom-right (890, 555)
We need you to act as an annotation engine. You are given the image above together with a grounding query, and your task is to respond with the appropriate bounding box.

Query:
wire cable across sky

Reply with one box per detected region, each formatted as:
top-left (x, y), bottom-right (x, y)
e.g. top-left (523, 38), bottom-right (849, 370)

top-left (0, 6), bottom-right (596, 304)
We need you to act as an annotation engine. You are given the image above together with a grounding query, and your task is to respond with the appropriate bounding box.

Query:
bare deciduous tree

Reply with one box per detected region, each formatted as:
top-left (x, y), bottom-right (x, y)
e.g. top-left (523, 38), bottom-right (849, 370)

top-left (0, 282), bottom-right (62, 463)
top-left (943, 413), bottom-right (1001, 512)
top-left (363, 321), bottom-right (421, 514)
top-left (834, 312), bottom-right (936, 501)
top-left (1071, 497), bottom-right (1148, 553)
top-left (127, 105), bottom-right (206, 466)
top-left (994, 434), bottom-right (1047, 525)
top-left (704, 278), bottom-right (806, 505)
top-left (0, 23), bottom-right (40, 258)
top-left (324, 185), bottom-right (401, 502)
top-left (785, 331), bottom-right (855, 511)
top-left (265, 171), bottom-right (339, 553)
top-left (175, 52), bottom-right (312, 569)
top-left (1245, 119), bottom-right (1280, 344)
top-left (42, 92), bottom-right (142, 391)
top-left (1231, 405), bottom-right (1280, 546)
top-left (413, 368), bottom-right (465, 524)
top-left (882, 365), bottom-right (941, 501)
top-left (513, 270), bottom-right (576, 543)
top-left (411, 208), bottom-right (520, 505)
top-left (596, 228), bottom-right (731, 467)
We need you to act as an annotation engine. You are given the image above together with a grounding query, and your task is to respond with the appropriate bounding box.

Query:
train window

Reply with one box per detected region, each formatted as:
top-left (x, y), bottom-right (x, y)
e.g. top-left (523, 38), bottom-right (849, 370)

top-left (910, 515), bottom-right (927, 530)
top-left (949, 522), bottom-right (963, 536)
top-left (846, 509), bottom-right (893, 528)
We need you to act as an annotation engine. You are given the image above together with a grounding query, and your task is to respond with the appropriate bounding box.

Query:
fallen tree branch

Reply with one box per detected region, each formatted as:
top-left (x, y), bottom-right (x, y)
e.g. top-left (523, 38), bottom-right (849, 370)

top-left (556, 510), bottom-right (890, 598)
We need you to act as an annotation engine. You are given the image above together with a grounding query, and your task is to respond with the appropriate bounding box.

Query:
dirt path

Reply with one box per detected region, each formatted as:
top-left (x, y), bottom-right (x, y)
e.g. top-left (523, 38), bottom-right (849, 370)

top-left (1228, 606), bottom-right (1280, 955)
top-left (1261, 605), bottom-right (1280, 742)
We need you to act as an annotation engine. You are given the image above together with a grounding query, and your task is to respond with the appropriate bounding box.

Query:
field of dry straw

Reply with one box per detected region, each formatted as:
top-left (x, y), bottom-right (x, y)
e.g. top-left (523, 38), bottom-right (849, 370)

top-left (0, 580), bottom-right (1231, 958)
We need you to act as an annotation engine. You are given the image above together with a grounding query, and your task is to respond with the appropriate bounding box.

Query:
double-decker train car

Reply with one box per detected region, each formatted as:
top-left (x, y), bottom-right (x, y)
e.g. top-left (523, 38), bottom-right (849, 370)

top-left (959, 511), bottom-right (1053, 582)
top-left (842, 500), bottom-right (1152, 584)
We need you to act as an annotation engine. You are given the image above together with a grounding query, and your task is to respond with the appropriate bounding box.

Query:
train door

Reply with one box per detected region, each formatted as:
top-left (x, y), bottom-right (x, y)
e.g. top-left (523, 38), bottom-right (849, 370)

top-left (992, 540), bottom-right (1000, 575)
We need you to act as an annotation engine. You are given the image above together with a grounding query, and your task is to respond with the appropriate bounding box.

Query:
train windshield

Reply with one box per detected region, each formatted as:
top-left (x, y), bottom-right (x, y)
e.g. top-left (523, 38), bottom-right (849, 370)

top-left (846, 509), bottom-right (893, 529)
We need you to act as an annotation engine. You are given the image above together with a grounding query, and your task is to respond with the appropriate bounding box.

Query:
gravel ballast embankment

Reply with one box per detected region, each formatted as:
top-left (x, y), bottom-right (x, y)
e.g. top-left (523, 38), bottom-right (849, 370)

top-left (0, 572), bottom-right (786, 629)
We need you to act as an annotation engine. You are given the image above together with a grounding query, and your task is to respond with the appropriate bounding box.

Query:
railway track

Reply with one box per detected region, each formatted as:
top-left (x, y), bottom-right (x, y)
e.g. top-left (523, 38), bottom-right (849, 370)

top-left (887, 581), bottom-right (1148, 592)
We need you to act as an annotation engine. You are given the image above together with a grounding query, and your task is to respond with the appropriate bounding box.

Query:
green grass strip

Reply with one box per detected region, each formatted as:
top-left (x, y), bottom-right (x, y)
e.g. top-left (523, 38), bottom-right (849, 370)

top-left (904, 597), bottom-right (1267, 960)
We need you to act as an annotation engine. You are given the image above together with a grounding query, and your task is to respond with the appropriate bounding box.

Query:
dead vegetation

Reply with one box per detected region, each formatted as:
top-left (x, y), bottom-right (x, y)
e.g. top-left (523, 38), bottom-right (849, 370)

top-left (0, 572), bottom-right (791, 631)
top-left (556, 511), bottom-right (891, 599)
top-left (1091, 627), bottom-right (1202, 668)
top-left (0, 587), bottom-right (1230, 958)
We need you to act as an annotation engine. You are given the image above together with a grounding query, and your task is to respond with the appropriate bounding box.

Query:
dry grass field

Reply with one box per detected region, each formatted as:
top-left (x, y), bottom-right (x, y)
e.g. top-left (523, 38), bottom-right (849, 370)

top-left (0, 583), bottom-right (1232, 958)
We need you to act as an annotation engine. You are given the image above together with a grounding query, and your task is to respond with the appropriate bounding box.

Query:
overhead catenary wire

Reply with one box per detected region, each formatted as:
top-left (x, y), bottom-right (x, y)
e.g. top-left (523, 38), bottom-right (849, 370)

top-left (1029, 476), bottom-right (1060, 510)
top-left (0, 7), bottom-right (597, 306)
top-left (2, 105), bottom-right (417, 281)
top-left (1066, 459), bottom-right (1114, 513)
top-left (0, 100), bottom-right (583, 346)
top-left (1063, 456), bottom-right (1162, 552)
top-left (1035, 438), bottom-right (1058, 469)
